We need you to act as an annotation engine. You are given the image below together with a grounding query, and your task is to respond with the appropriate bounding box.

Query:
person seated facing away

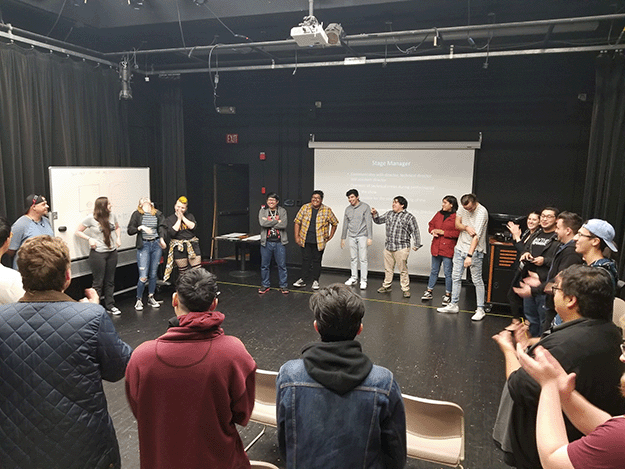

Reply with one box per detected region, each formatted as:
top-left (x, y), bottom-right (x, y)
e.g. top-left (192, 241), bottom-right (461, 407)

top-left (125, 269), bottom-right (257, 469)
top-left (0, 216), bottom-right (24, 304)
top-left (277, 284), bottom-right (406, 469)
top-left (518, 342), bottom-right (625, 469)
top-left (0, 235), bottom-right (132, 469)
top-left (492, 265), bottom-right (624, 469)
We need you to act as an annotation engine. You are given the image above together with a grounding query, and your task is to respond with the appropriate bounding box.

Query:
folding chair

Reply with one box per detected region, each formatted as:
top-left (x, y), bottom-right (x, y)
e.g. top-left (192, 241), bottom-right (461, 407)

top-left (245, 369), bottom-right (278, 452)
top-left (403, 393), bottom-right (465, 468)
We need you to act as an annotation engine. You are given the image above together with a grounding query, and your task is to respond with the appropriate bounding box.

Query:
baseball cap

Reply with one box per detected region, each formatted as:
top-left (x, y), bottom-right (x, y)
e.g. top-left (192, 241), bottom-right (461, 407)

top-left (582, 219), bottom-right (618, 252)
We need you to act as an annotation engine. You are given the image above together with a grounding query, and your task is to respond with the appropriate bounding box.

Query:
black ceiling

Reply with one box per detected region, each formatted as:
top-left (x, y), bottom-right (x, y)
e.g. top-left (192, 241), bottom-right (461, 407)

top-left (2, 0), bottom-right (624, 73)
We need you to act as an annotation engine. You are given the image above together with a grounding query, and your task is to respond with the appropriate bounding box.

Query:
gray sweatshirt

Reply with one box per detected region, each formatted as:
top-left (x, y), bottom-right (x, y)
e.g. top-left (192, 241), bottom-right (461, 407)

top-left (341, 201), bottom-right (373, 240)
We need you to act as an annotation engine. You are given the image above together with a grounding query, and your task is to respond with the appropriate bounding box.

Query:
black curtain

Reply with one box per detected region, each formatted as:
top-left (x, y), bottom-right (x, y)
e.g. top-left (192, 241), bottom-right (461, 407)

top-left (583, 52), bottom-right (625, 275)
top-left (0, 44), bottom-right (129, 222)
top-left (156, 83), bottom-right (186, 212)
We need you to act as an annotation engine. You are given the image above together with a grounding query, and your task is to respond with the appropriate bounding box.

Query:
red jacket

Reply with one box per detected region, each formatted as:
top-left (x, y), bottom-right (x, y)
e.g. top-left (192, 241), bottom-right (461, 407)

top-left (428, 211), bottom-right (459, 258)
top-left (125, 311), bottom-right (257, 469)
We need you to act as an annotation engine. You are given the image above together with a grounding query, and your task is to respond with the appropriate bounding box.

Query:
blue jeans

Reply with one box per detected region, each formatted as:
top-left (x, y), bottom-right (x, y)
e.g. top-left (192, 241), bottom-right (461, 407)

top-left (427, 255), bottom-right (453, 292)
top-left (523, 294), bottom-right (546, 337)
top-left (261, 241), bottom-right (288, 288)
top-left (348, 236), bottom-right (368, 282)
top-left (137, 239), bottom-right (162, 298)
top-left (451, 248), bottom-right (485, 308)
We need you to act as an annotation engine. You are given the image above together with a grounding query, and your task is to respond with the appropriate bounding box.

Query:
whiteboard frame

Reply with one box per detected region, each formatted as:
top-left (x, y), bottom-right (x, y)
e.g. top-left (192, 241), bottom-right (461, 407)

top-left (48, 166), bottom-right (150, 277)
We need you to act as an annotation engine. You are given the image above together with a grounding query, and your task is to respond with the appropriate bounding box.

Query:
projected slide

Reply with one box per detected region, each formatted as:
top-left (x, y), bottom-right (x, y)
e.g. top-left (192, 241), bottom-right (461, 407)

top-left (313, 142), bottom-right (477, 278)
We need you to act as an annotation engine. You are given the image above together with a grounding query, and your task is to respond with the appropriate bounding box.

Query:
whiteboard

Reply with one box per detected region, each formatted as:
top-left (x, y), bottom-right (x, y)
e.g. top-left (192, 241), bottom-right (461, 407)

top-left (312, 142), bottom-right (477, 278)
top-left (48, 167), bottom-right (150, 272)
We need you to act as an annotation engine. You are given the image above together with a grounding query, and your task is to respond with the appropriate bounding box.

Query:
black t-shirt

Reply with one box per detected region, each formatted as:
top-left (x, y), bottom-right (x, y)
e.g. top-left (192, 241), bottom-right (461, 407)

top-left (266, 209), bottom-right (281, 242)
top-left (305, 208), bottom-right (319, 244)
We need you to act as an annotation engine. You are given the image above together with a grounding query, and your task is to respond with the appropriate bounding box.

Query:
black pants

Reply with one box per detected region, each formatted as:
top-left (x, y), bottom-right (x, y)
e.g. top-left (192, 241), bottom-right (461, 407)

top-left (507, 266), bottom-right (525, 318)
top-left (300, 243), bottom-right (324, 282)
top-left (89, 249), bottom-right (118, 310)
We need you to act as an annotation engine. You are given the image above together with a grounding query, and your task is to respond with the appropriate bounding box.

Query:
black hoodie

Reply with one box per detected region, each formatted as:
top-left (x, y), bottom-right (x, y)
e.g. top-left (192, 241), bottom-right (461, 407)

top-left (301, 340), bottom-right (373, 395)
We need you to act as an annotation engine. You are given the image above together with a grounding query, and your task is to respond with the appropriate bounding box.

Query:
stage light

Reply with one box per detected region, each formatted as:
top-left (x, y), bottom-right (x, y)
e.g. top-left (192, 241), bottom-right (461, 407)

top-left (324, 23), bottom-right (345, 46)
top-left (119, 61), bottom-right (133, 100)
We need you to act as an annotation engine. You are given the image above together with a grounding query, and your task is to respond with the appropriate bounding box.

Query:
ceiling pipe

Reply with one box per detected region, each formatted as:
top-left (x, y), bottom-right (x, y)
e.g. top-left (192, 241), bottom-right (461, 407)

top-left (102, 13), bottom-right (625, 58)
top-left (148, 43), bottom-right (625, 75)
top-left (0, 21), bottom-right (111, 62)
top-left (0, 25), bottom-right (117, 68)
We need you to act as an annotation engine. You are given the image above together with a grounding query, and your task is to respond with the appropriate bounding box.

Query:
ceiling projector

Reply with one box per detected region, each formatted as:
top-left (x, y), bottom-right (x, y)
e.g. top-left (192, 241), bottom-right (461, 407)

top-left (291, 16), bottom-right (329, 47)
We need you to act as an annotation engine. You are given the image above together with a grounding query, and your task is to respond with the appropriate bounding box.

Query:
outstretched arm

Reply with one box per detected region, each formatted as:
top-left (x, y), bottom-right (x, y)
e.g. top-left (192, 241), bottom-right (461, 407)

top-left (518, 345), bottom-right (613, 469)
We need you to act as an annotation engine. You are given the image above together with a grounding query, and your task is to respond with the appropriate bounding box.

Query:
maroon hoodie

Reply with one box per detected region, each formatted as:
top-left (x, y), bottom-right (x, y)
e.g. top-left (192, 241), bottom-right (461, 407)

top-left (125, 311), bottom-right (257, 469)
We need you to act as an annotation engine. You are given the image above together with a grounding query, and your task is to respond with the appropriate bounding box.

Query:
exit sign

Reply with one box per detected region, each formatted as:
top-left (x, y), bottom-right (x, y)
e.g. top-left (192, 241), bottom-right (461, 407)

top-left (226, 134), bottom-right (238, 144)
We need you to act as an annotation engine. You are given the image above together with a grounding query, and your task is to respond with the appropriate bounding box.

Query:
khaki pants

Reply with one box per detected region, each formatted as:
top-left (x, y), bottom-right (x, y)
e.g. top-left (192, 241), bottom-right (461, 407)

top-left (382, 247), bottom-right (411, 291)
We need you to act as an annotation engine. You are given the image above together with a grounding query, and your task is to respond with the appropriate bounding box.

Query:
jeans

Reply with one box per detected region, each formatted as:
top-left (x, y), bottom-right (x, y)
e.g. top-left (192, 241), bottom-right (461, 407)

top-left (450, 247), bottom-right (485, 308)
top-left (89, 249), bottom-right (118, 310)
top-left (137, 239), bottom-right (162, 298)
top-left (382, 247), bottom-right (411, 292)
top-left (523, 294), bottom-right (547, 337)
top-left (348, 236), bottom-right (368, 282)
top-left (261, 241), bottom-right (288, 288)
top-left (427, 255), bottom-right (453, 292)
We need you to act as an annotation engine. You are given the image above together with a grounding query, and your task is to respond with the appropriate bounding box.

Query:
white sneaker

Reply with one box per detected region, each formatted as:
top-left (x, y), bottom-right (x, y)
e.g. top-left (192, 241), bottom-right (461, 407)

top-left (471, 308), bottom-right (486, 321)
top-left (293, 278), bottom-right (306, 288)
top-left (147, 296), bottom-right (160, 308)
top-left (360, 281), bottom-right (367, 290)
top-left (437, 303), bottom-right (459, 314)
top-left (312, 280), bottom-right (320, 290)
top-left (108, 307), bottom-right (122, 316)
top-left (134, 299), bottom-right (143, 311)
top-left (344, 277), bottom-right (358, 286)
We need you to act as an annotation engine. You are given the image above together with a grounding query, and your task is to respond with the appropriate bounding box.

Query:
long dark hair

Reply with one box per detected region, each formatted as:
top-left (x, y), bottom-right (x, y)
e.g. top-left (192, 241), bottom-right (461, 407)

top-left (93, 197), bottom-right (112, 247)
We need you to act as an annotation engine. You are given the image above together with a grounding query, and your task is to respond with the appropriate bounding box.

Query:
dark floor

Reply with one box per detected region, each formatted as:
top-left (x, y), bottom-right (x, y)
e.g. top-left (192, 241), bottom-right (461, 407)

top-left (104, 261), bottom-right (515, 469)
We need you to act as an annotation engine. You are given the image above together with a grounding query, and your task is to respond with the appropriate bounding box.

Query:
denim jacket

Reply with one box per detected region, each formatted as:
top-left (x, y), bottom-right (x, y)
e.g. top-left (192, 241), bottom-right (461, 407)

top-left (277, 359), bottom-right (406, 469)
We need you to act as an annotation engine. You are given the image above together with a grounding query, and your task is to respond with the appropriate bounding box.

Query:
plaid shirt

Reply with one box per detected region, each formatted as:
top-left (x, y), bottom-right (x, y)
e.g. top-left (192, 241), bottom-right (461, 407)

top-left (294, 203), bottom-right (339, 250)
top-left (373, 209), bottom-right (421, 251)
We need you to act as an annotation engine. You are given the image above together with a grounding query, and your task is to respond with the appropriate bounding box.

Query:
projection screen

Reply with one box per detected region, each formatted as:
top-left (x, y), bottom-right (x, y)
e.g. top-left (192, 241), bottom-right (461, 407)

top-left (311, 141), bottom-right (479, 278)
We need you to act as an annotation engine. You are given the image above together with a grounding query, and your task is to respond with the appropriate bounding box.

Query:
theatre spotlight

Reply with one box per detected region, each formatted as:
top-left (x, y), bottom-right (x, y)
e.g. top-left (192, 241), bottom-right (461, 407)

top-left (324, 23), bottom-right (345, 46)
top-left (119, 61), bottom-right (133, 100)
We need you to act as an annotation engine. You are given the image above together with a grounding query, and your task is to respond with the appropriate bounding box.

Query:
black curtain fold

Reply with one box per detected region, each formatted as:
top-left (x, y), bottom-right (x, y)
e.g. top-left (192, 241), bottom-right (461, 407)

top-left (0, 44), bottom-right (130, 222)
top-left (156, 82), bottom-right (187, 212)
top-left (583, 52), bottom-right (625, 275)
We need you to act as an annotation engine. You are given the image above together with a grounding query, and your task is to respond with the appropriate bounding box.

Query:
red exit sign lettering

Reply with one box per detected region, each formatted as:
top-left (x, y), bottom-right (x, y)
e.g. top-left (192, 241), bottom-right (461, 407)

top-left (226, 134), bottom-right (238, 144)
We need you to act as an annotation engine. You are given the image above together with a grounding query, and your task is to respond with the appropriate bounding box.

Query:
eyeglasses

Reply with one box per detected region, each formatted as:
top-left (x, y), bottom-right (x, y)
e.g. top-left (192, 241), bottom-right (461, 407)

top-left (540, 214), bottom-right (555, 219)
top-left (552, 285), bottom-right (563, 293)
top-left (577, 233), bottom-right (596, 239)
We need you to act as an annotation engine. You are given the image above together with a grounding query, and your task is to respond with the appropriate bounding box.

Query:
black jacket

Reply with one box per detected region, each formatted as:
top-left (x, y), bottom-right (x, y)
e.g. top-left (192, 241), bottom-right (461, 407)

top-left (0, 290), bottom-right (133, 469)
top-left (500, 318), bottom-right (625, 469)
top-left (127, 209), bottom-right (166, 249)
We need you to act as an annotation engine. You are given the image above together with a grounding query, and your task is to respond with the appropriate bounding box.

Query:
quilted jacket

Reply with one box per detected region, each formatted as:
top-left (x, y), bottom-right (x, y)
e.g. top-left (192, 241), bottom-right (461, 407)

top-left (0, 290), bottom-right (133, 469)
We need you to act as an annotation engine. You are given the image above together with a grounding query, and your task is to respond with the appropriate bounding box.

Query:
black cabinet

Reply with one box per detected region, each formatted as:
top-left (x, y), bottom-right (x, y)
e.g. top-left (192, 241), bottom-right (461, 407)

top-left (486, 239), bottom-right (518, 306)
